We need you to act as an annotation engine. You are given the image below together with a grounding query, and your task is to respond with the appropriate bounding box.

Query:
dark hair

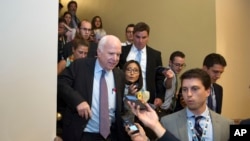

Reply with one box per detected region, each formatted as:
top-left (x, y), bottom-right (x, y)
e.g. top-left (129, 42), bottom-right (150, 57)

top-left (63, 11), bottom-right (72, 18)
top-left (125, 23), bottom-right (135, 32)
top-left (72, 38), bottom-right (89, 50)
top-left (133, 22), bottom-right (150, 35)
top-left (203, 53), bottom-right (227, 68)
top-left (123, 60), bottom-right (143, 92)
top-left (58, 17), bottom-right (66, 24)
top-left (91, 16), bottom-right (103, 29)
top-left (59, 3), bottom-right (63, 9)
top-left (180, 68), bottom-right (211, 90)
top-left (67, 1), bottom-right (77, 9)
top-left (169, 51), bottom-right (185, 62)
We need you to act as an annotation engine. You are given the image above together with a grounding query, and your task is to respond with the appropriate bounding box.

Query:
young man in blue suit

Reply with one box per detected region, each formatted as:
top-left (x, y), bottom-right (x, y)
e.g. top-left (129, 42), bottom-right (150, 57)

top-left (174, 53), bottom-right (227, 114)
top-left (126, 68), bottom-right (233, 141)
top-left (202, 53), bottom-right (227, 114)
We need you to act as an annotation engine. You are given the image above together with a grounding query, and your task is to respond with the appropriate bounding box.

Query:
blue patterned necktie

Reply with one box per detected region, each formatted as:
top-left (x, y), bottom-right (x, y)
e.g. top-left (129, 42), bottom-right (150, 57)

top-left (194, 116), bottom-right (203, 141)
top-left (99, 70), bottom-right (110, 139)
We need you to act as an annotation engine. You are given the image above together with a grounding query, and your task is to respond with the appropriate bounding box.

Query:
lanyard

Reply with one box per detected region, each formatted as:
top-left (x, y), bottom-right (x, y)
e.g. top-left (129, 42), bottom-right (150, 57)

top-left (188, 113), bottom-right (210, 141)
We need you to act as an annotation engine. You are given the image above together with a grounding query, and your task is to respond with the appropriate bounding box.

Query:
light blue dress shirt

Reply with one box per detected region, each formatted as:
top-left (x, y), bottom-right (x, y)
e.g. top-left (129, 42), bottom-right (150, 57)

top-left (186, 106), bottom-right (213, 141)
top-left (84, 60), bottom-right (116, 133)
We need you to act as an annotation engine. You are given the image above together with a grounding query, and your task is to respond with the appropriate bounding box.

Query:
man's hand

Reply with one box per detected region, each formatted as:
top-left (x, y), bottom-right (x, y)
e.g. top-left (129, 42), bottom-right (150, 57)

top-left (127, 102), bottom-right (159, 129)
top-left (162, 69), bottom-right (174, 79)
top-left (76, 101), bottom-right (91, 119)
top-left (127, 101), bottom-right (166, 138)
top-left (125, 123), bottom-right (148, 141)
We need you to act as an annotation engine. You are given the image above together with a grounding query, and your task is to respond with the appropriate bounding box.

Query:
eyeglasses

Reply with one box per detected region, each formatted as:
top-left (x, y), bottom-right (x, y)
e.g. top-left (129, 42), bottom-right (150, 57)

top-left (126, 68), bottom-right (139, 74)
top-left (173, 63), bottom-right (186, 68)
top-left (80, 28), bottom-right (91, 32)
top-left (126, 31), bottom-right (133, 34)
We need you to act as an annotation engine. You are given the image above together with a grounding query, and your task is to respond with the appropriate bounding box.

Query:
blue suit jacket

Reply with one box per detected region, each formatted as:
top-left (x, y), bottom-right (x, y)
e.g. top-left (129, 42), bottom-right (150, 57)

top-left (208, 83), bottom-right (223, 114)
top-left (213, 83), bottom-right (223, 114)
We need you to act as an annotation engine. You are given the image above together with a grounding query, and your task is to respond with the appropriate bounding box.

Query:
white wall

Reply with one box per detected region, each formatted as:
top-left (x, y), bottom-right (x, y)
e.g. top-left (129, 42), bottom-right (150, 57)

top-left (0, 0), bottom-right (57, 141)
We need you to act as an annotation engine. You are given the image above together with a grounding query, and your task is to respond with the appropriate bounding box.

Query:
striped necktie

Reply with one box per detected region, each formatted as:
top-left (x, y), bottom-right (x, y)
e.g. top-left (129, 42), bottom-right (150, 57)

top-left (194, 116), bottom-right (203, 141)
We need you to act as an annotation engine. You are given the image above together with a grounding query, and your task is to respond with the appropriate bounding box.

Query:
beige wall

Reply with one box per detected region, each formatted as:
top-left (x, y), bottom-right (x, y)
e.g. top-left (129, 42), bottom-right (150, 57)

top-left (216, 0), bottom-right (250, 119)
top-left (60, 0), bottom-right (216, 68)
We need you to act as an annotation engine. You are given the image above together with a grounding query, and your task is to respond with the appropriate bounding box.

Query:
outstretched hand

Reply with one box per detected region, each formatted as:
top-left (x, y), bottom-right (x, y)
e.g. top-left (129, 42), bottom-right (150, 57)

top-left (127, 101), bottom-right (166, 138)
top-left (127, 101), bottom-right (159, 129)
top-left (125, 123), bottom-right (148, 141)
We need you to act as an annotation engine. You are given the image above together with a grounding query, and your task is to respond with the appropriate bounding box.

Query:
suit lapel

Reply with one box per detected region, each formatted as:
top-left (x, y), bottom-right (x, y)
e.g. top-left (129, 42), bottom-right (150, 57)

top-left (213, 83), bottom-right (222, 113)
top-left (119, 45), bottom-right (132, 68)
top-left (85, 59), bottom-right (96, 104)
top-left (210, 110), bottom-right (221, 141)
top-left (177, 109), bottom-right (189, 140)
top-left (112, 68), bottom-right (125, 112)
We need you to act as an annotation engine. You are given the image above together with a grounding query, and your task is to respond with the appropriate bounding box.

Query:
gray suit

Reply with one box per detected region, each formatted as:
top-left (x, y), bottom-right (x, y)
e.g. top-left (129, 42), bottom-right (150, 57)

top-left (160, 108), bottom-right (233, 141)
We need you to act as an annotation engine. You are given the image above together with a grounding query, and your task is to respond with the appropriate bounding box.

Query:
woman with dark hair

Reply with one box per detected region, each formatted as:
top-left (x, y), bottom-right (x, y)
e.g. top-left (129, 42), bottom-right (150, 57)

top-left (122, 60), bottom-right (154, 140)
top-left (123, 60), bottom-right (143, 96)
top-left (122, 60), bottom-right (144, 128)
top-left (57, 38), bottom-right (89, 75)
top-left (62, 11), bottom-right (76, 42)
top-left (90, 16), bottom-right (105, 42)
top-left (91, 15), bottom-right (103, 30)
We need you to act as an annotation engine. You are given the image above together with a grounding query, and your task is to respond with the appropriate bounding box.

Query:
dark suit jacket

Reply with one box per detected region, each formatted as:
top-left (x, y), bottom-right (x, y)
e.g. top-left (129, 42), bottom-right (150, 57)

top-left (118, 45), bottom-right (163, 103)
top-left (240, 118), bottom-right (250, 124)
top-left (208, 83), bottom-right (223, 114)
top-left (70, 15), bottom-right (81, 28)
top-left (63, 41), bottom-right (98, 59)
top-left (58, 58), bottom-right (129, 141)
top-left (214, 83), bottom-right (223, 114)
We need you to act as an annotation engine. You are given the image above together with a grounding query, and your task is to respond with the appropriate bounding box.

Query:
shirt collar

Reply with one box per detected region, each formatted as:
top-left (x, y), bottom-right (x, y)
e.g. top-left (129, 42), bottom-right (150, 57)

top-left (95, 59), bottom-right (112, 74)
top-left (131, 44), bottom-right (146, 53)
top-left (186, 106), bottom-right (209, 118)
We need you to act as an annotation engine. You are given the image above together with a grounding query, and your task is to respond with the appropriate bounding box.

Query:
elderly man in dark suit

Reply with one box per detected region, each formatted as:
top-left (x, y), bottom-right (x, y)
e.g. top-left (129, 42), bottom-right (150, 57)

top-left (58, 35), bottom-right (129, 141)
top-left (118, 22), bottom-right (163, 104)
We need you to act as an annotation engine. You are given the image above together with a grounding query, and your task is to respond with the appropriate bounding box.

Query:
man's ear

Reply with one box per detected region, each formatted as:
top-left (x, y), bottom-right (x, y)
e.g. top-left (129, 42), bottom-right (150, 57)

top-left (96, 48), bottom-right (100, 57)
top-left (202, 66), bottom-right (208, 71)
top-left (168, 60), bottom-right (172, 66)
top-left (206, 87), bottom-right (211, 97)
